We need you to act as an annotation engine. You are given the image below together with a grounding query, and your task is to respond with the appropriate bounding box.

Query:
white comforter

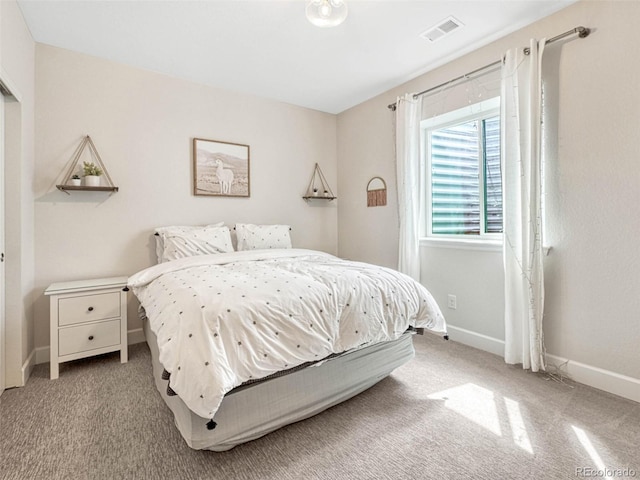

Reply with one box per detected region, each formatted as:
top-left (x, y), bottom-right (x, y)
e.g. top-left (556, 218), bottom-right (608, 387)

top-left (129, 249), bottom-right (446, 419)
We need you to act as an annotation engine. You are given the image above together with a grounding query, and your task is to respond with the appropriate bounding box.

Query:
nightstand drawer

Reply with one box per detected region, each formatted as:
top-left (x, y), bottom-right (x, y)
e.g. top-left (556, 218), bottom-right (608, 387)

top-left (58, 319), bottom-right (121, 356)
top-left (58, 292), bottom-right (121, 326)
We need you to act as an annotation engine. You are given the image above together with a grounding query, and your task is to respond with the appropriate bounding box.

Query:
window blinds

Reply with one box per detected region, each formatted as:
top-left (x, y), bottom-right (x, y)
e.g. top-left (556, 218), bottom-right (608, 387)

top-left (430, 115), bottom-right (502, 235)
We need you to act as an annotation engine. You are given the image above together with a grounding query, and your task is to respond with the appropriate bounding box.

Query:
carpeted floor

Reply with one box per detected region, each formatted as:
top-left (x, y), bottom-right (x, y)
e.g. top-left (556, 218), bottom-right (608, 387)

top-left (1, 334), bottom-right (638, 480)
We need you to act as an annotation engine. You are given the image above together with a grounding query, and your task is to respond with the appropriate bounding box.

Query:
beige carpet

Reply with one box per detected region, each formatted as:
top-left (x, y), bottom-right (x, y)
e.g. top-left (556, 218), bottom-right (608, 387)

top-left (1, 334), bottom-right (638, 480)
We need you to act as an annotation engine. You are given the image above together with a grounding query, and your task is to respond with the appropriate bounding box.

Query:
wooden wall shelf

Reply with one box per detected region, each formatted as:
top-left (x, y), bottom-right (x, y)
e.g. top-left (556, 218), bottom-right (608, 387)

top-left (302, 196), bottom-right (336, 201)
top-left (57, 135), bottom-right (119, 195)
top-left (303, 163), bottom-right (336, 201)
top-left (56, 185), bottom-right (119, 193)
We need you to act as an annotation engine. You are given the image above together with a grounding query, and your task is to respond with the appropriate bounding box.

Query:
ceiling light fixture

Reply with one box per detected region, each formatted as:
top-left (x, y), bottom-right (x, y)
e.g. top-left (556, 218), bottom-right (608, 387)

top-left (306, 0), bottom-right (348, 28)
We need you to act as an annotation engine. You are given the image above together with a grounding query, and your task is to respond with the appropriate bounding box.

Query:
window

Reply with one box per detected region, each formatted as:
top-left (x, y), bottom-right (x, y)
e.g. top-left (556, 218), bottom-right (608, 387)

top-left (422, 97), bottom-right (502, 240)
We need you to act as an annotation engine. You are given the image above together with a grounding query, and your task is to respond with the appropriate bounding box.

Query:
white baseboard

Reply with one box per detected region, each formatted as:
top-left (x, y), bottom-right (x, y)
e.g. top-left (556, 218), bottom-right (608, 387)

top-left (546, 353), bottom-right (640, 404)
top-left (127, 327), bottom-right (145, 346)
top-left (35, 345), bottom-right (49, 366)
top-left (34, 328), bottom-right (147, 366)
top-left (19, 349), bottom-right (36, 387)
top-left (446, 324), bottom-right (505, 357)
top-left (444, 324), bottom-right (640, 404)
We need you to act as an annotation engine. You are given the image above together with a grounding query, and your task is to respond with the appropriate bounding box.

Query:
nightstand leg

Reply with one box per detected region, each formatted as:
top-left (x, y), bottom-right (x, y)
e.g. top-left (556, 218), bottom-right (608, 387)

top-left (50, 297), bottom-right (59, 380)
top-left (50, 361), bottom-right (59, 380)
top-left (120, 290), bottom-right (128, 364)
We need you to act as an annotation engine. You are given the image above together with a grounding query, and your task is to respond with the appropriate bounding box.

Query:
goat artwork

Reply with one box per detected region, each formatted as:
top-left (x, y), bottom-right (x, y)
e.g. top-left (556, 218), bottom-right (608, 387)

top-left (215, 159), bottom-right (234, 195)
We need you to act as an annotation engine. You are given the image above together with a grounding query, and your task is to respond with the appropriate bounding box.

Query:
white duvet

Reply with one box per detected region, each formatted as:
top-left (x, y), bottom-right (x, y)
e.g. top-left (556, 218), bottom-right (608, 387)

top-left (128, 249), bottom-right (446, 419)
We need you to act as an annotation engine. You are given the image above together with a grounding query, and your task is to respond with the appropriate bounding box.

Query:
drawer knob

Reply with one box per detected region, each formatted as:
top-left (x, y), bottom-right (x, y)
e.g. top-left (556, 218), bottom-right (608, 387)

top-left (87, 306), bottom-right (94, 312)
top-left (88, 335), bottom-right (94, 341)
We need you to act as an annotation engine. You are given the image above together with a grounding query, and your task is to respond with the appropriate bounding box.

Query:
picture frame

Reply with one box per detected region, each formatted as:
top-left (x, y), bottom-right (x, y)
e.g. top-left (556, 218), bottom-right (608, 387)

top-left (193, 138), bottom-right (250, 197)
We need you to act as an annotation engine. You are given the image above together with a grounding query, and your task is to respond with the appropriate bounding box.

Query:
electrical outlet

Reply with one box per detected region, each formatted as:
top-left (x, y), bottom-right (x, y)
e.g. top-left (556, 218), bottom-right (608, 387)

top-left (447, 294), bottom-right (457, 310)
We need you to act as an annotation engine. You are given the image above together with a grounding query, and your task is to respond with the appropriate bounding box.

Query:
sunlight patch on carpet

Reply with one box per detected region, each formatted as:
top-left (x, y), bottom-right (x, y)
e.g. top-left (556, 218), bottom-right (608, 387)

top-left (572, 425), bottom-right (613, 480)
top-left (428, 383), bottom-right (502, 437)
top-left (504, 396), bottom-right (533, 454)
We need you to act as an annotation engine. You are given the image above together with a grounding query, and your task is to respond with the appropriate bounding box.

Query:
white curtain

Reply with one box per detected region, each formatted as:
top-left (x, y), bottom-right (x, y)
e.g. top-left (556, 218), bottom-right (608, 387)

top-left (501, 39), bottom-right (546, 372)
top-left (395, 93), bottom-right (423, 281)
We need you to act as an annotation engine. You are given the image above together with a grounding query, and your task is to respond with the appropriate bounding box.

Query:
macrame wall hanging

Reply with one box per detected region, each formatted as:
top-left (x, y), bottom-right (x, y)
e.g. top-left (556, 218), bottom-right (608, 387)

top-left (366, 177), bottom-right (387, 207)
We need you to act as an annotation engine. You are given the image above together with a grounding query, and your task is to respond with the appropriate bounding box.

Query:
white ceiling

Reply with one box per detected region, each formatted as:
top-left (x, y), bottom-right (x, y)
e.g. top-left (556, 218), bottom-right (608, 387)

top-left (17, 0), bottom-right (576, 114)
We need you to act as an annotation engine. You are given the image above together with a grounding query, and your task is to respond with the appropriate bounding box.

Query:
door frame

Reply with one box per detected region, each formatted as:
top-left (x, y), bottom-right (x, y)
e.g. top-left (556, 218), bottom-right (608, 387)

top-left (0, 89), bottom-right (5, 395)
top-left (0, 71), bottom-right (21, 391)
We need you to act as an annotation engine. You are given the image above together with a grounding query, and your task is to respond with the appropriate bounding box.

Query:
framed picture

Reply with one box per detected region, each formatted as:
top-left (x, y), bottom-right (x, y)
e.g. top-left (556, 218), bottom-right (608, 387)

top-left (193, 138), bottom-right (250, 197)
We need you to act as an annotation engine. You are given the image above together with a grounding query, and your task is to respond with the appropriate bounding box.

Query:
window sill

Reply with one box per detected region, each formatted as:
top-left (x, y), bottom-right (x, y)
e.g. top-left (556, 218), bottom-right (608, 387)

top-left (420, 238), bottom-right (553, 256)
top-left (419, 237), bottom-right (503, 252)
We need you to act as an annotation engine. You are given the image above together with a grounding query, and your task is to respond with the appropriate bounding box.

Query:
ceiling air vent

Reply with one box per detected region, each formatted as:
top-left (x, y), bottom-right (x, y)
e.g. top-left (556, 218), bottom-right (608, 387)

top-left (420, 16), bottom-right (464, 43)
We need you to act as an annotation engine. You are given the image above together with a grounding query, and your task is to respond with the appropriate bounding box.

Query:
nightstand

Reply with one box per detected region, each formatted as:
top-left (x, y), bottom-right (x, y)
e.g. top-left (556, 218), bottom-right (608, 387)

top-left (45, 276), bottom-right (129, 379)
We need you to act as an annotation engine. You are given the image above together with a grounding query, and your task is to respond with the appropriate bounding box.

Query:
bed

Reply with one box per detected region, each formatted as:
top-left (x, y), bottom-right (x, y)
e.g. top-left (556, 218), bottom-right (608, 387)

top-left (129, 225), bottom-right (446, 451)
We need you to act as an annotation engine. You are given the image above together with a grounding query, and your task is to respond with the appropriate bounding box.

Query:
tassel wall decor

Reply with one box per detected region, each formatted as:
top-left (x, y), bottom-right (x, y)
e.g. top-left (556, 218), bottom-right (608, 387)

top-left (366, 177), bottom-right (387, 207)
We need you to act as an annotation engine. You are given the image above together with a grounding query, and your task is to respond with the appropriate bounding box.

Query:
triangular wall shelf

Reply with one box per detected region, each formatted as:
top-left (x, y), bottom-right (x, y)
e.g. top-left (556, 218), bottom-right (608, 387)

top-left (303, 163), bottom-right (336, 200)
top-left (56, 135), bottom-right (119, 194)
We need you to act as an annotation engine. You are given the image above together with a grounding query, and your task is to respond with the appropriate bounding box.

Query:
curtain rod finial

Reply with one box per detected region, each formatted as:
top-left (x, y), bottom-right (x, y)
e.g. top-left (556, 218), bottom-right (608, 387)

top-left (578, 26), bottom-right (590, 38)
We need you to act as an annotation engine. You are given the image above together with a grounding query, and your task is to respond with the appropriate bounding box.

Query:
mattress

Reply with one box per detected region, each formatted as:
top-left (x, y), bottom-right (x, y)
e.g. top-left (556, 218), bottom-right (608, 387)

top-left (143, 317), bottom-right (416, 451)
top-left (129, 249), bottom-right (446, 421)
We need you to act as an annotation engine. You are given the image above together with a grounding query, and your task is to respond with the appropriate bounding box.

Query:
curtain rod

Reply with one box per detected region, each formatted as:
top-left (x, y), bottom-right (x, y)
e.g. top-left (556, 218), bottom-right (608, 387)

top-left (387, 25), bottom-right (590, 111)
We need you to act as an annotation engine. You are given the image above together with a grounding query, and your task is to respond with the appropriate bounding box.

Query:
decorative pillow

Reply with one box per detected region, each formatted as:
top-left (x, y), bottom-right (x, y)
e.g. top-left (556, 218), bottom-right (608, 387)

top-left (235, 223), bottom-right (292, 251)
top-left (154, 223), bottom-right (225, 263)
top-left (161, 225), bottom-right (234, 262)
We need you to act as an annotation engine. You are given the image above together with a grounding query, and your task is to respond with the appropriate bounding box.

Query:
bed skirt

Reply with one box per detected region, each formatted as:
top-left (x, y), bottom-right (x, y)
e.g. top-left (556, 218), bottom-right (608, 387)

top-left (143, 318), bottom-right (416, 451)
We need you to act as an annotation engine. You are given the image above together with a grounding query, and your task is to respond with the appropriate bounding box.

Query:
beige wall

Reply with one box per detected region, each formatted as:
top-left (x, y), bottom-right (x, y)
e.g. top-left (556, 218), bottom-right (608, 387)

top-left (1, 0), bottom-right (36, 387)
top-left (337, 0), bottom-right (640, 380)
top-left (33, 45), bottom-right (338, 350)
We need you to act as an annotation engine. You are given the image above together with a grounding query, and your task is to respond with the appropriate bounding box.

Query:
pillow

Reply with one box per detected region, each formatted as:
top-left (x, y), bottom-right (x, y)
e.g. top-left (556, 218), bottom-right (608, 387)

top-left (162, 225), bottom-right (234, 262)
top-left (235, 223), bottom-right (292, 251)
top-left (154, 223), bottom-right (224, 263)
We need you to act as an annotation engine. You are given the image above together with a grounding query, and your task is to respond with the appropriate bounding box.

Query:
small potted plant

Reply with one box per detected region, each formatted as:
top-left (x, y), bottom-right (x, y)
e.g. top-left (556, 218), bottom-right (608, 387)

top-left (69, 174), bottom-right (81, 186)
top-left (83, 161), bottom-right (103, 187)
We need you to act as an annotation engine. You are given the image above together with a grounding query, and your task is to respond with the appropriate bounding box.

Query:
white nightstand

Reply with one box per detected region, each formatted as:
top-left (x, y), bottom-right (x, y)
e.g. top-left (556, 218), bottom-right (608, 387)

top-left (45, 276), bottom-right (129, 379)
